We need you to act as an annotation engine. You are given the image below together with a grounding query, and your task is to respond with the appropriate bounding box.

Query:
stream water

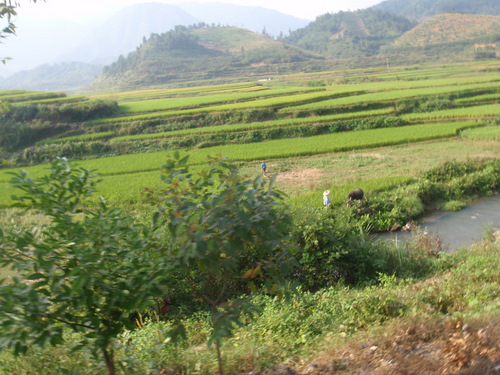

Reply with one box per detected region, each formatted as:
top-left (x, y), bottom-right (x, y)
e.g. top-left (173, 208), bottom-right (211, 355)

top-left (372, 195), bottom-right (500, 252)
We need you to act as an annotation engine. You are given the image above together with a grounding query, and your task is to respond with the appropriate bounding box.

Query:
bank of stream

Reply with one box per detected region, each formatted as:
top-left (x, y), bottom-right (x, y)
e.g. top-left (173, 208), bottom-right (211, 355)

top-left (373, 194), bottom-right (500, 252)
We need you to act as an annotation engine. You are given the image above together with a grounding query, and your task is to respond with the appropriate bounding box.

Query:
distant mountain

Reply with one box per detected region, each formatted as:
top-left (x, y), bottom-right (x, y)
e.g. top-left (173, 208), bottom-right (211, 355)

top-left (3, 0), bottom-right (500, 93)
top-left (0, 2), bottom-right (311, 91)
top-left (60, 3), bottom-right (200, 66)
top-left (284, 9), bottom-right (416, 58)
top-left (0, 17), bottom-right (87, 78)
top-left (372, 0), bottom-right (500, 20)
top-left (0, 3), bottom-right (310, 77)
top-left (175, 2), bottom-right (309, 38)
top-left (89, 26), bottom-right (323, 92)
top-left (0, 62), bottom-right (103, 92)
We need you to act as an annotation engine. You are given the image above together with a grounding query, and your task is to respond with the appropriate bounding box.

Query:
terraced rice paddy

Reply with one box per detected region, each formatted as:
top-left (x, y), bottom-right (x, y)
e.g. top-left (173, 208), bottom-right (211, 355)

top-left (0, 61), bottom-right (499, 207)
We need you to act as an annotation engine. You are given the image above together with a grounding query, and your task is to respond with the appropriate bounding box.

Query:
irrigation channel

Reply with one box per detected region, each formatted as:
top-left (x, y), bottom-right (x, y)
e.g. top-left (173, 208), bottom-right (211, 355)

top-left (373, 195), bottom-right (500, 252)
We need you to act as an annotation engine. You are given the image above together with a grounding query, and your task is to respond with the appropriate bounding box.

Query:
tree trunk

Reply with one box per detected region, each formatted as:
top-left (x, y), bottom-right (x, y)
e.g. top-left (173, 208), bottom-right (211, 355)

top-left (216, 343), bottom-right (224, 375)
top-left (103, 347), bottom-right (116, 375)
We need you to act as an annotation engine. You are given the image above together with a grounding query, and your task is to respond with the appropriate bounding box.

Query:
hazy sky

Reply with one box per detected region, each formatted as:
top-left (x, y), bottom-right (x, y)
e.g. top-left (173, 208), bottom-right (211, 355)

top-left (19, 0), bottom-right (383, 21)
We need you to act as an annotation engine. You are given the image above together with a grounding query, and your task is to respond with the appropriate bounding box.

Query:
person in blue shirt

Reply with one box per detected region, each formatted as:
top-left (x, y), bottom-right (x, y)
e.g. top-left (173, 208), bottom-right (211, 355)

top-left (323, 190), bottom-right (331, 207)
top-left (261, 161), bottom-right (267, 175)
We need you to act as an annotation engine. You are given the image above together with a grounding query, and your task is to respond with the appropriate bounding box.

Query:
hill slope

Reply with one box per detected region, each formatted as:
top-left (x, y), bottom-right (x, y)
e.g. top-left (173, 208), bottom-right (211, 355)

top-left (380, 13), bottom-right (500, 60)
top-left (392, 13), bottom-right (500, 46)
top-left (89, 26), bottom-right (323, 91)
top-left (0, 2), bottom-right (310, 91)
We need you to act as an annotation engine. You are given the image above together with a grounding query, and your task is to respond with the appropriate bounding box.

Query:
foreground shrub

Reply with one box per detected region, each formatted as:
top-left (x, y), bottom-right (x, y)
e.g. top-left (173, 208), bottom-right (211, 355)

top-left (0, 158), bottom-right (163, 374)
top-left (288, 205), bottom-right (439, 289)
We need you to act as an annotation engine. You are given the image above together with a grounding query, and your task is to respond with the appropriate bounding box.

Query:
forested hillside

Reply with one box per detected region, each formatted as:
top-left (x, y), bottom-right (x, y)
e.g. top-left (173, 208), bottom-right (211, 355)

top-left (284, 9), bottom-right (416, 58)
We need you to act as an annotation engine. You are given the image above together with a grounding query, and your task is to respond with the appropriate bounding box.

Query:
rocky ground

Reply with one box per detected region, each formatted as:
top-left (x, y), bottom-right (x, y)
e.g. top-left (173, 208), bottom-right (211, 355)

top-left (252, 315), bottom-right (499, 375)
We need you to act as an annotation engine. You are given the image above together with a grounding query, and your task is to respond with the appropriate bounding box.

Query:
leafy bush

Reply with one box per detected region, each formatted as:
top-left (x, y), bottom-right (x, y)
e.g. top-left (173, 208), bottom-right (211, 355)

top-left (5, 99), bottom-right (119, 124)
top-left (419, 159), bottom-right (500, 201)
top-left (289, 207), bottom-right (351, 288)
top-left (422, 160), bottom-right (482, 183)
top-left (288, 201), bottom-right (433, 289)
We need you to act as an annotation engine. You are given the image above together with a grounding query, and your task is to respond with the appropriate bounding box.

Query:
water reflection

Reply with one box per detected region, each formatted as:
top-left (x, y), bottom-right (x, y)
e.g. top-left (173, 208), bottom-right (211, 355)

top-left (373, 195), bottom-right (500, 252)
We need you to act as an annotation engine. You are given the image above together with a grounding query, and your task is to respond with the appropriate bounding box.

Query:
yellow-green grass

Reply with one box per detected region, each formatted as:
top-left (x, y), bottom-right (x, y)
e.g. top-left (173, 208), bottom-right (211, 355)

top-left (89, 82), bottom-right (267, 102)
top-left (0, 90), bottom-right (28, 97)
top-left (0, 167), bottom-right (203, 207)
top-left (264, 138), bottom-right (500, 197)
top-left (36, 131), bottom-right (116, 145)
top-left (285, 81), bottom-right (500, 111)
top-left (89, 74), bottom-right (500, 125)
top-left (461, 125), bottom-right (500, 141)
top-left (92, 88), bottom-right (362, 124)
top-left (371, 65), bottom-right (473, 81)
top-left (0, 91), bottom-right (66, 102)
top-left (116, 87), bottom-right (321, 114)
top-left (11, 95), bottom-right (88, 105)
top-left (402, 103), bottom-right (500, 121)
top-left (109, 108), bottom-right (394, 143)
top-left (266, 62), bottom-right (478, 85)
top-left (454, 92), bottom-right (500, 105)
top-left (175, 121), bottom-right (480, 165)
top-left (0, 168), bottom-right (412, 209)
top-left (279, 73), bottom-right (500, 100)
top-left (0, 121), bottom-right (482, 180)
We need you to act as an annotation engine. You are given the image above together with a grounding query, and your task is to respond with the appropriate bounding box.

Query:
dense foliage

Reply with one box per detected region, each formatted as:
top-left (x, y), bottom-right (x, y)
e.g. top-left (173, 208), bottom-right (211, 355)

top-left (0, 99), bottom-right (119, 152)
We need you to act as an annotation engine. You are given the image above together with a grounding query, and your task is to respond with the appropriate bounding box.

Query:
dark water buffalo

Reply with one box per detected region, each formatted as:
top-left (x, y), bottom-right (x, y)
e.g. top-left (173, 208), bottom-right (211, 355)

top-left (346, 188), bottom-right (364, 205)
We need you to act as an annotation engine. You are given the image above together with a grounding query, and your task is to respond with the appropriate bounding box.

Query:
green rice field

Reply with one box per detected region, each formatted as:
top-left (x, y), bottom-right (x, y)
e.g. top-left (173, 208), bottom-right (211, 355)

top-left (1, 61), bottom-right (499, 208)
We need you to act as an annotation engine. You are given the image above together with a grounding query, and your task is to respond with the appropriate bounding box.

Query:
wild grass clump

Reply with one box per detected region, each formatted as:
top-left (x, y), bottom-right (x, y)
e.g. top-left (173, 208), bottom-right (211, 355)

top-left (444, 200), bottom-right (467, 211)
